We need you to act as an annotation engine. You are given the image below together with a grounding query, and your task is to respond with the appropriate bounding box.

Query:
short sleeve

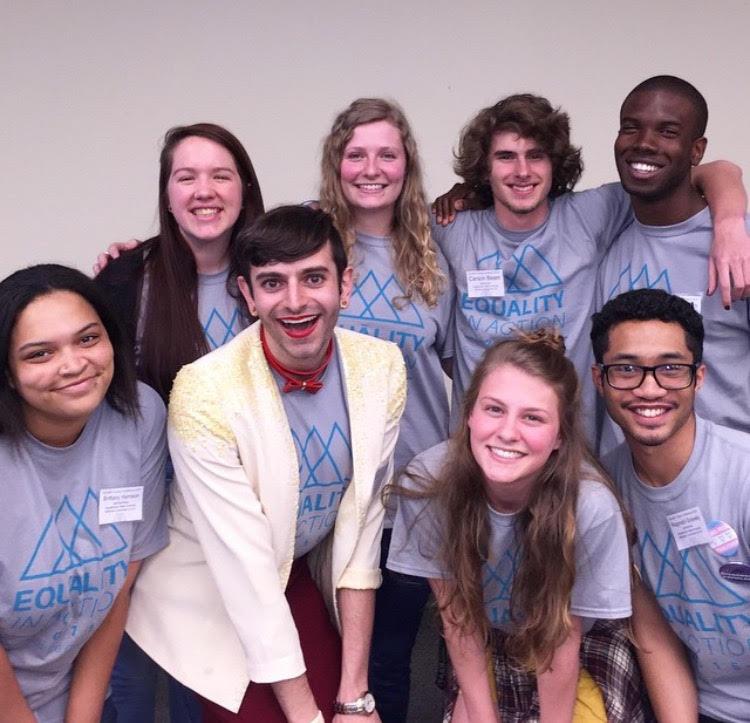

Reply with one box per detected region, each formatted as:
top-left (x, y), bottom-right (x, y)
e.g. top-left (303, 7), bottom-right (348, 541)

top-left (570, 183), bottom-right (633, 255)
top-left (570, 480), bottom-right (632, 620)
top-left (130, 383), bottom-right (169, 561)
top-left (386, 451), bottom-right (448, 580)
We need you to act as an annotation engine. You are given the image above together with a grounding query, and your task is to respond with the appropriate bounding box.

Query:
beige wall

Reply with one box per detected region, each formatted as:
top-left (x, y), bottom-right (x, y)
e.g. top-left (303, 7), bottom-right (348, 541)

top-left (1, 0), bottom-right (748, 278)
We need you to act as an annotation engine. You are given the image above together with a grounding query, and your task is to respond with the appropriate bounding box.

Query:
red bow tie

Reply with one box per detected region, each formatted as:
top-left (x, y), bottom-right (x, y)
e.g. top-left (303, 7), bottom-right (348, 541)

top-left (260, 326), bottom-right (333, 394)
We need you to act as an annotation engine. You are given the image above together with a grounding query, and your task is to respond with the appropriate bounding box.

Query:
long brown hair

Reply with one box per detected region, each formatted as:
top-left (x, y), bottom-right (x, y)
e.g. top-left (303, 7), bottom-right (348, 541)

top-left (138, 123), bottom-right (264, 399)
top-left (425, 329), bottom-right (623, 670)
top-left (319, 98), bottom-right (444, 307)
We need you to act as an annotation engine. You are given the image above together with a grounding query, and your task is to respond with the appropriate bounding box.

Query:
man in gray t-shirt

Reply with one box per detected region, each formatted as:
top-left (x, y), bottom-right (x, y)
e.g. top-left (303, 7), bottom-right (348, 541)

top-left (592, 289), bottom-right (750, 723)
top-left (432, 94), bottom-right (631, 431)
top-left (597, 74), bottom-right (750, 454)
top-left (435, 91), bottom-right (747, 436)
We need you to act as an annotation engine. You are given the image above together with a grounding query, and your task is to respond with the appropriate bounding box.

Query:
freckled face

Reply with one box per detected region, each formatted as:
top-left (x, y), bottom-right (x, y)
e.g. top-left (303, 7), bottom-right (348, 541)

top-left (468, 364), bottom-right (561, 512)
top-left (339, 120), bottom-right (407, 222)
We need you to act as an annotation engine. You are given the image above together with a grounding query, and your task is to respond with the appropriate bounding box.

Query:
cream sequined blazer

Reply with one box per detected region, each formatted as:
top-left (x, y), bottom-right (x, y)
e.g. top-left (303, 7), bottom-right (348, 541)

top-left (126, 322), bottom-right (406, 712)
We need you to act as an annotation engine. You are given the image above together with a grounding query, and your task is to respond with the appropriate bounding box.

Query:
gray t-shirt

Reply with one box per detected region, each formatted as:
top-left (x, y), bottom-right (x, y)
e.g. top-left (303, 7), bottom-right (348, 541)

top-left (137, 268), bottom-right (246, 358)
top-left (604, 416), bottom-right (750, 723)
top-left (0, 383), bottom-right (169, 722)
top-left (433, 184), bottom-right (632, 434)
top-left (274, 346), bottom-right (354, 558)
top-left (338, 232), bottom-right (454, 473)
top-left (387, 442), bottom-right (631, 632)
top-left (597, 208), bottom-right (750, 453)
top-left (198, 269), bottom-right (246, 349)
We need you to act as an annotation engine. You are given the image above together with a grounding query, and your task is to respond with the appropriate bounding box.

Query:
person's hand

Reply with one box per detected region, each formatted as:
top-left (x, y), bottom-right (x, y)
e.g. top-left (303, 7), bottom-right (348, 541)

top-left (93, 239), bottom-right (141, 275)
top-left (707, 216), bottom-right (750, 307)
top-left (432, 183), bottom-right (474, 226)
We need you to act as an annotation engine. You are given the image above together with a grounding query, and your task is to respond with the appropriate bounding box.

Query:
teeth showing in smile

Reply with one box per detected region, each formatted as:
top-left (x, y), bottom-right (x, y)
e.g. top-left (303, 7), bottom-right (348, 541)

top-left (633, 407), bottom-right (667, 418)
top-left (280, 315), bottom-right (317, 329)
top-left (357, 184), bottom-right (385, 191)
top-left (629, 162), bottom-right (659, 173)
top-left (193, 208), bottom-right (220, 216)
top-left (489, 446), bottom-right (524, 459)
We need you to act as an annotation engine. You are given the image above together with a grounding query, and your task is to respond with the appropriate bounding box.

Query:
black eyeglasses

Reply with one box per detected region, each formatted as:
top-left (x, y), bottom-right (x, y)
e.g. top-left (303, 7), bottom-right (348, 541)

top-left (599, 363), bottom-right (698, 390)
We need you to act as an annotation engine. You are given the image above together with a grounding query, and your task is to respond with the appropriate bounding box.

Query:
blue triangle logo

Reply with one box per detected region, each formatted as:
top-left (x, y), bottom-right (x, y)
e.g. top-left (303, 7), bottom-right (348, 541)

top-left (476, 250), bottom-right (506, 271)
top-left (21, 489), bottom-right (128, 581)
top-left (640, 531), bottom-right (746, 607)
top-left (203, 307), bottom-right (241, 349)
top-left (483, 544), bottom-right (521, 604)
top-left (506, 245), bottom-right (563, 293)
top-left (293, 423), bottom-right (352, 490)
top-left (606, 264), bottom-right (671, 300)
top-left (341, 271), bottom-right (424, 328)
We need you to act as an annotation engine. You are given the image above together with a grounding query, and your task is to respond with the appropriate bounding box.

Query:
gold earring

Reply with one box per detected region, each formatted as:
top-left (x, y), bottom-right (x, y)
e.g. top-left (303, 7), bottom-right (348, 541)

top-left (340, 299), bottom-right (349, 309)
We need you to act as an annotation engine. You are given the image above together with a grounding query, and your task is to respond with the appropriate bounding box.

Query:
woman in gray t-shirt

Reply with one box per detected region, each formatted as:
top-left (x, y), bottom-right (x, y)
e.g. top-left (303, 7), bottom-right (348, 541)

top-left (319, 98), bottom-right (454, 720)
top-left (388, 330), bottom-right (644, 722)
top-left (0, 265), bottom-right (168, 723)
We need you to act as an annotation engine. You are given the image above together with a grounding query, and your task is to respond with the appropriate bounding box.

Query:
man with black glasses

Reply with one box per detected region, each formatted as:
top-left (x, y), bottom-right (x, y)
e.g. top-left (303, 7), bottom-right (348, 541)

top-left (591, 288), bottom-right (750, 723)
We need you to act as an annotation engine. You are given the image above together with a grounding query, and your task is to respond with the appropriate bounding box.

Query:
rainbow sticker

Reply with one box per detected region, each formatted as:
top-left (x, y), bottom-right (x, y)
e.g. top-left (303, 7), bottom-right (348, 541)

top-left (708, 520), bottom-right (739, 557)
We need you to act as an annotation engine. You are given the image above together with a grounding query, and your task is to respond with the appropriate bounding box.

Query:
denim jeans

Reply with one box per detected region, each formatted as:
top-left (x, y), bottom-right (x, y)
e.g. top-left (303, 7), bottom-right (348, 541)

top-left (109, 633), bottom-right (202, 722)
top-left (369, 528), bottom-right (432, 723)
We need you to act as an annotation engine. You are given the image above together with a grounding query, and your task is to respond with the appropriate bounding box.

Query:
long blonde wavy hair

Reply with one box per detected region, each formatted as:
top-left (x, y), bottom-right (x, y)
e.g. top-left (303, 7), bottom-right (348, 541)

top-left (320, 98), bottom-right (445, 307)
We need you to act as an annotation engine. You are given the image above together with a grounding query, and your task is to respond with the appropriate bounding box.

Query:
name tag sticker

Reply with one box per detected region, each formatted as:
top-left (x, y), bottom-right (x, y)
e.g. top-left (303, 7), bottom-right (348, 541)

top-left (667, 506), bottom-right (711, 551)
top-left (99, 486), bottom-right (144, 525)
top-left (676, 293), bottom-right (702, 314)
top-left (466, 270), bottom-right (505, 298)
top-left (719, 562), bottom-right (750, 584)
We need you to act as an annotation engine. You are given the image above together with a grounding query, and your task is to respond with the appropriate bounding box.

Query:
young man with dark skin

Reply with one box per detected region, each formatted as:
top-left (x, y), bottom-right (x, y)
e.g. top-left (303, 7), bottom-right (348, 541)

top-left (125, 206), bottom-right (406, 723)
top-left (592, 288), bottom-right (750, 723)
top-left (431, 92), bottom-right (748, 434)
top-left (598, 76), bottom-right (750, 452)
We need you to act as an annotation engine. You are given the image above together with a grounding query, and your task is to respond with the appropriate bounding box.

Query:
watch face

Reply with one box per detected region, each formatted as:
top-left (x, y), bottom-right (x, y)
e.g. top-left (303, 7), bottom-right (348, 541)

top-left (363, 692), bottom-right (376, 714)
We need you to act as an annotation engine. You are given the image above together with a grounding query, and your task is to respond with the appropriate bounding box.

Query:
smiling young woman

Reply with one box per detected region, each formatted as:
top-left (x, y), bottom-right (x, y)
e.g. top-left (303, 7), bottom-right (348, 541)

top-left (96, 123), bottom-right (264, 401)
top-left (0, 264), bottom-right (167, 723)
top-left (92, 123), bottom-right (265, 721)
top-left (387, 329), bottom-right (648, 722)
top-left (319, 99), bottom-right (455, 721)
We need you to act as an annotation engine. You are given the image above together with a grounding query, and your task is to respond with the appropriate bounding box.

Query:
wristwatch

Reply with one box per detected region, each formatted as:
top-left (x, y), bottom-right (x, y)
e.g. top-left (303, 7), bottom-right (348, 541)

top-left (333, 690), bottom-right (376, 715)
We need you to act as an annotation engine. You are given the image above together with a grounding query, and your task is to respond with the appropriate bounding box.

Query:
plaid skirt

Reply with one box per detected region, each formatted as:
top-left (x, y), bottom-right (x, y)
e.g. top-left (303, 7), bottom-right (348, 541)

top-left (438, 619), bottom-right (654, 723)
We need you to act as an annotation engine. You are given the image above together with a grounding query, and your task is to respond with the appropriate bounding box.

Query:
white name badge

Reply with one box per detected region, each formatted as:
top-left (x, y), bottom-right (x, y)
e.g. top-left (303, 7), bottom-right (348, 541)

top-left (99, 486), bottom-right (144, 525)
top-left (667, 506), bottom-right (711, 551)
top-left (466, 269), bottom-right (505, 298)
top-left (676, 293), bottom-right (703, 314)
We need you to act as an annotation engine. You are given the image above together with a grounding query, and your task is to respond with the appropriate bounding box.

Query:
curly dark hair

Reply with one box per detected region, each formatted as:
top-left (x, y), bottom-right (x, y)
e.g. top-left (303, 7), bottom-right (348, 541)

top-left (454, 94), bottom-right (583, 202)
top-left (590, 289), bottom-right (705, 364)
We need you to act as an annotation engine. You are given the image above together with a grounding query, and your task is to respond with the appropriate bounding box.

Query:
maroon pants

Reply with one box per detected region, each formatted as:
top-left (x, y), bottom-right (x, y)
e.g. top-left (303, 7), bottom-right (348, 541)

top-left (200, 556), bottom-right (342, 722)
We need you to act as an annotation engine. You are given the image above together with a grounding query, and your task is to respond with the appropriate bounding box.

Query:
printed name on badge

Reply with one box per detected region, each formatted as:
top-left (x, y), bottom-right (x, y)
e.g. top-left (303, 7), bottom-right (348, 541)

top-left (676, 293), bottom-right (702, 314)
top-left (719, 562), bottom-right (750, 584)
top-left (666, 506), bottom-right (711, 551)
top-left (99, 486), bottom-right (144, 525)
top-left (466, 270), bottom-right (505, 298)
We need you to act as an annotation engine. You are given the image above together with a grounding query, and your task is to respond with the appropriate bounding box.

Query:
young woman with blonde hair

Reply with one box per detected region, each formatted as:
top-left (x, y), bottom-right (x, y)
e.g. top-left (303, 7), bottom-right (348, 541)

top-left (319, 98), bottom-right (454, 722)
top-left (388, 330), bottom-right (647, 722)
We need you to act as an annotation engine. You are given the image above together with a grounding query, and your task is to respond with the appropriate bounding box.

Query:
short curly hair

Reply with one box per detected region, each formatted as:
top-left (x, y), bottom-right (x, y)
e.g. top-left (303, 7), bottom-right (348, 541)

top-left (590, 289), bottom-right (704, 364)
top-left (454, 94), bottom-right (583, 201)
